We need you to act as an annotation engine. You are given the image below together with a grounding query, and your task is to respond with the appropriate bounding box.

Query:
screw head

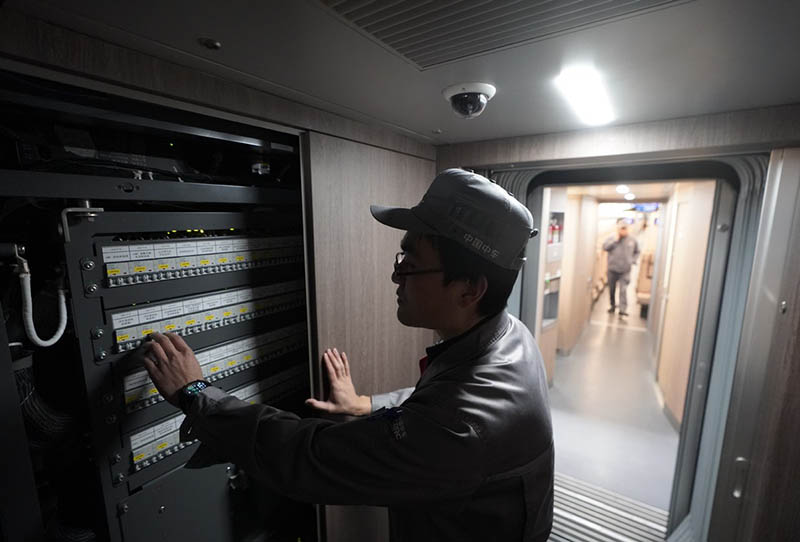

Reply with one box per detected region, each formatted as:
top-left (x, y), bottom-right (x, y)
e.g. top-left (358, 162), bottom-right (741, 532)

top-left (780, 300), bottom-right (788, 314)
top-left (103, 393), bottom-right (114, 404)
top-left (158, 505), bottom-right (166, 514)
top-left (86, 283), bottom-right (98, 294)
top-left (97, 350), bottom-right (108, 361)
top-left (119, 503), bottom-right (129, 515)
top-left (91, 327), bottom-right (104, 339)
top-left (81, 259), bottom-right (95, 271)
top-left (114, 473), bottom-right (125, 484)
top-left (105, 414), bottom-right (117, 424)
top-left (111, 453), bottom-right (122, 465)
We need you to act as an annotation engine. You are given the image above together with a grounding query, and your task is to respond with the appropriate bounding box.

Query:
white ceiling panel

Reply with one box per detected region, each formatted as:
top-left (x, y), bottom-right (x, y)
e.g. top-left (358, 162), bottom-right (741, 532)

top-left (8, 0), bottom-right (800, 144)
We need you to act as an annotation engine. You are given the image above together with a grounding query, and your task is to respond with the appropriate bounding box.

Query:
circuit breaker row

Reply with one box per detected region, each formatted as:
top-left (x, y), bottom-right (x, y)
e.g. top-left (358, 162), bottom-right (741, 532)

top-left (123, 322), bottom-right (307, 411)
top-left (110, 280), bottom-right (305, 352)
top-left (128, 376), bottom-right (278, 471)
top-left (101, 235), bottom-right (303, 287)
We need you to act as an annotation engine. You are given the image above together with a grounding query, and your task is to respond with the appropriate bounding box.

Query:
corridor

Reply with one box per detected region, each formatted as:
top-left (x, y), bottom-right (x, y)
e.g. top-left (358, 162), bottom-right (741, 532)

top-left (549, 268), bottom-right (679, 511)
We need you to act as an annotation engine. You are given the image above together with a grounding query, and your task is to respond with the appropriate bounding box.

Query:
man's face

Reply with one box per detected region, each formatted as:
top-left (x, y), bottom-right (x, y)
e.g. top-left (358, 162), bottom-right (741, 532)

top-left (618, 224), bottom-right (629, 237)
top-left (392, 233), bottom-right (459, 329)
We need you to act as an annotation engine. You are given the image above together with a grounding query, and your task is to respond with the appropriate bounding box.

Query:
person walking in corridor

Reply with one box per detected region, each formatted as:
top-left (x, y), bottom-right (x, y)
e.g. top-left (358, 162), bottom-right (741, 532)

top-left (603, 219), bottom-right (640, 317)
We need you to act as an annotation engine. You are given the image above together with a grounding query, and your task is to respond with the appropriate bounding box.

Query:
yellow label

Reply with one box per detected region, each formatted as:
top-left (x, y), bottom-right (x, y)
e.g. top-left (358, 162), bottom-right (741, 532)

top-left (185, 319), bottom-right (196, 325)
top-left (222, 311), bottom-right (232, 317)
top-left (156, 442), bottom-right (168, 450)
top-left (125, 394), bottom-right (137, 404)
top-left (158, 264), bottom-right (170, 270)
top-left (142, 329), bottom-right (154, 336)
top-left (235, 256), bottom-right (245, 261)
top-left (199, 259), bottom-right (210, 265)
top-left (107, 268), bottom-right (121, 276)
top-left (116, 334), bottom-right (130, 342)
top-left (179, 261), bottom-right (191, 267)
top-left (210, 366), bottom-right (220, 373)
top-left (133, 453), bottom-right (146, 462)
top-left (204, 315), bottom-right (215, 321)
top-left (239, 307), bottom-right (248, 313)
top-left (148, 388), bottom-right (158, 396)
top-left (227, 360), bottom-right (237, 366)
top-left (133, 266), bottom-right (147, 272)
top-left (164, 324), bottom-right (176, 331)
top-left (218, 257), bottom-right (228, 263)
top-left (243, 354), bottom-right (252, 361)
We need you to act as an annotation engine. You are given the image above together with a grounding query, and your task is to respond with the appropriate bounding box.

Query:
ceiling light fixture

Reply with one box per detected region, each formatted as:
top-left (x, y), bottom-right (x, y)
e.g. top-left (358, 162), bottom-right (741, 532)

top-left (624, 193), bottom-right (636, 201)
top-left (616, 184), bottom-right (630, 194)
top-left (554, 65), bottom-right (615, 126)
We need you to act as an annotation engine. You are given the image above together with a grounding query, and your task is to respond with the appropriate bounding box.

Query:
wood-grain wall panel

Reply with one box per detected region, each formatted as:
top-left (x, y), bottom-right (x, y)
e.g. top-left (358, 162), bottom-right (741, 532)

top-left (306, 131), bottom-right (436, 542)
top-left (0, 7), bottom-right (435, 161)
top-left (307, 131), bottom-right (436, 396)
top-left (436, 105), bottom-right (800, 170)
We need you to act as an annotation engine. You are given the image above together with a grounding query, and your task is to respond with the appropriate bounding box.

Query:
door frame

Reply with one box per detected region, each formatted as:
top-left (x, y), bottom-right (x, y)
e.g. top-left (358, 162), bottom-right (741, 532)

top-left (489, 154), bottom-right (768, 541)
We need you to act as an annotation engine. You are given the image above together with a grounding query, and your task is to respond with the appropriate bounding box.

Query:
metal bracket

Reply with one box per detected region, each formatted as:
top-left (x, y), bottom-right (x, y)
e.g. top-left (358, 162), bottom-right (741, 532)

top-left (61, 205), bottom-right (104, 243)
top-left (0, 243), bottom-right (30, 274)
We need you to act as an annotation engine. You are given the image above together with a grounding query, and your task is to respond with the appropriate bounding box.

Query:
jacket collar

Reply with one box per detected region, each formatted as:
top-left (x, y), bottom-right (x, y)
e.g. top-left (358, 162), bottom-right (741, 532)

top-left (418, 310), bottom-right (511, 386)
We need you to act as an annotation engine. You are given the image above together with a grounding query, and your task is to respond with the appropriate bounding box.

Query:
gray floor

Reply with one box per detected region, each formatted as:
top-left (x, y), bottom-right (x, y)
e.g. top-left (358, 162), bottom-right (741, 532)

top-left (549, 281), bottom-right (680, 511)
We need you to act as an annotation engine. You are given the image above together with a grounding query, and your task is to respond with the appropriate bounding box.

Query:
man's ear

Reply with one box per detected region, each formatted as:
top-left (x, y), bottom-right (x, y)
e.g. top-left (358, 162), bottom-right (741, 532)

top-left (459, 275), bottom-right (488, 309)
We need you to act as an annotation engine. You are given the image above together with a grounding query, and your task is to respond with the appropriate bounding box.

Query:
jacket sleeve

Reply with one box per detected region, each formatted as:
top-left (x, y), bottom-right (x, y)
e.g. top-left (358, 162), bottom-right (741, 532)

top-left (371, 387), bottom-right (415, 412)
top-left (602, 236), bottom-right (617, 251)
top-left (179, 386), bottom-right (485, 506)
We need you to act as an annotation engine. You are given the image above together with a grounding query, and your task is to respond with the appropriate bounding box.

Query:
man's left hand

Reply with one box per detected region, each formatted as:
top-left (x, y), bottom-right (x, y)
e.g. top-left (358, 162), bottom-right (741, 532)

top-left (134, 332), bottom-right (204, 406)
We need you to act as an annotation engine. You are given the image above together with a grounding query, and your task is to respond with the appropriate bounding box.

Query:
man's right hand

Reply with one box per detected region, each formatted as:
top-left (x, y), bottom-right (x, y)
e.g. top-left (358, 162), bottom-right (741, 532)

top-left (305, 348), bottom-right (371, 416)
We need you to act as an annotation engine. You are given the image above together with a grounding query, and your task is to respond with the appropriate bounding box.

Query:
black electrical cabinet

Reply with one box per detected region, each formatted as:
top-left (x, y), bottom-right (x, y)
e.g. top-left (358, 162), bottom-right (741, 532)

top-left (0, 71), bottom-right (318, 542)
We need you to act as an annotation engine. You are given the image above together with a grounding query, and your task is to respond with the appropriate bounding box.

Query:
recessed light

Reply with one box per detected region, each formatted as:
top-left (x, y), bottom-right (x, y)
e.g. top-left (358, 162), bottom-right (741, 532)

top-left (616, 184), bottom-right (629, 194)
top-left (554, 65), bottom-right (615, 126)
top-left (624, 193), bottom-right (636, 201)
top-left (431, 129), bottom-right (443, 134)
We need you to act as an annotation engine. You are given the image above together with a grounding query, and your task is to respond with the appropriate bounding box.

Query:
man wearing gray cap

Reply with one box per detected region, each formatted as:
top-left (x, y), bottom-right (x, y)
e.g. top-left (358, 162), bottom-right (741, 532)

top-left (135, 169), bottom-right (554, 542)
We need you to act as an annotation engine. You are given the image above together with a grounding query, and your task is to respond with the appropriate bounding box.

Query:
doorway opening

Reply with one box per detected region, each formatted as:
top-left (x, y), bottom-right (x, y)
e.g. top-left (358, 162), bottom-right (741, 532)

top-left (507, 175), bottom-right (725, 541)
top-left (487, 155), bottom-right (768, 542)
top-left (537, 180), bottom-right (717, 541)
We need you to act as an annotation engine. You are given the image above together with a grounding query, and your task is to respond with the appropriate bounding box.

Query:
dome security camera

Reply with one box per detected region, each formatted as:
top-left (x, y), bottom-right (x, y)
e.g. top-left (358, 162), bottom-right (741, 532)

top-left (442, 82), bottom-right (496, 119)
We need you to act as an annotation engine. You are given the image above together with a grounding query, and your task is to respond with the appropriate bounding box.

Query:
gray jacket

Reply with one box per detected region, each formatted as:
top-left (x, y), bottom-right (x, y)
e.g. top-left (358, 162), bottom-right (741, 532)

top-left (603, 235), bottom-right (640, 274)
top-left (180, 310), bottom-right (554, 541)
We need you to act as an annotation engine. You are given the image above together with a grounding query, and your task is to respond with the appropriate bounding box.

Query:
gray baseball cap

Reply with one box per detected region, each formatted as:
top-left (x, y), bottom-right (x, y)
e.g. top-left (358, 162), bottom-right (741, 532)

top-left (370, 168), bottom-right (536, 270)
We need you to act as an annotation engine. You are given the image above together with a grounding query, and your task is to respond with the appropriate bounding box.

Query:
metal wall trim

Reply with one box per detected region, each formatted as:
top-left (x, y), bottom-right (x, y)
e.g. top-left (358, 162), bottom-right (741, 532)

top-left (707, 148), bottom-right (800, 541)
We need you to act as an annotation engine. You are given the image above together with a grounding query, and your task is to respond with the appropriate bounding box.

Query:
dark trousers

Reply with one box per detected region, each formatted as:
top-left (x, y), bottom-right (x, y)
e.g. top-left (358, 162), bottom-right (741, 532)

top-left (608, 270), bottom-right (630, 311)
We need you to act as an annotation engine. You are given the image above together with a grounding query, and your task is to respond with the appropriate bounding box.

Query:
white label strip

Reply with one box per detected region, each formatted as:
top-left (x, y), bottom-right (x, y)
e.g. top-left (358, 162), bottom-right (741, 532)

top-left (130, 244), bottom-right (155, 260)
top-left (176, 242), bottom-right (198, 256)
top-left (102, 236), bottom-right (303, 264)
top-left (102, 245), bottom-right (131, 263)
top-left (112, 311), bottom-right (140, 329)
top-left (154, 243), bottom-right (177, 258)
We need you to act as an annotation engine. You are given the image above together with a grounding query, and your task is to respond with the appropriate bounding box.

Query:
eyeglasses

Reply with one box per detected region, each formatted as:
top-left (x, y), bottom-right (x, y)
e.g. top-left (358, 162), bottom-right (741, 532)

top-left (393, 251), bottom-right (443, 278)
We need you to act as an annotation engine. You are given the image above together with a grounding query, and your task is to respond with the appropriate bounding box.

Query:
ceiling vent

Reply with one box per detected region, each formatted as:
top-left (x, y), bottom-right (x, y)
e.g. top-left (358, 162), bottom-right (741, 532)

top-left (320, 0), bottom-right (690, 69)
